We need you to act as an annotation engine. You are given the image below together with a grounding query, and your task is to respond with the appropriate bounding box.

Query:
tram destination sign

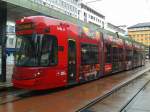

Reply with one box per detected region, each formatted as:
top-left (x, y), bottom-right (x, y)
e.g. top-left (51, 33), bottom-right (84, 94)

top-left (15, 23), bottom-right (34, 31)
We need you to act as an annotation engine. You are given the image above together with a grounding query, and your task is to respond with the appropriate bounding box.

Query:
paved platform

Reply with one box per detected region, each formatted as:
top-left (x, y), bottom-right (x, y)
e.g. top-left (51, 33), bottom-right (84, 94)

top-left (0, 64), bottom-right (13, 91)
top-left (0, 81), bottom-right (12, 91)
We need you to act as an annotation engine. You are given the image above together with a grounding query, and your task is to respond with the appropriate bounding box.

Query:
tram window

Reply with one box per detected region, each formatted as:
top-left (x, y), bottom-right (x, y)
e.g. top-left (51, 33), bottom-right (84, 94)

top-left (112, 47), bottom-right (118, 62)
top-left (133, 50), bottom-right (138, 59)
top-left (126, 50), bottom-right (132, 61)
top-left (40, 35), bottom-right (58, 66)
top-left (119, 48), bottom-right (123, 61)
top-left (106, 44), bottom-right (111, 63)
top-left (81, 43), bottom-right (98, 65)
top-left (133, 50), bottom-right (139, 62)
top-left (15, 34), bottom-right (58, 67)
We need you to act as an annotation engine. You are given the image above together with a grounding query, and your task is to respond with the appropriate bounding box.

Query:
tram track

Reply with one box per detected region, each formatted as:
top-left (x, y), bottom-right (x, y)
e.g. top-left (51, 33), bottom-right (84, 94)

top-left (77, 70), bottom-right (150, 112)
top-left (120, 78), bottom-right (150, 112)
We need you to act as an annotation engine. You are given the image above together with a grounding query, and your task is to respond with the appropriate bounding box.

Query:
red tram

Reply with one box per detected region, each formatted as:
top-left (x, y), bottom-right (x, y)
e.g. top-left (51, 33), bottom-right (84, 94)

top-left (12, 16), bottom-right (145, 90)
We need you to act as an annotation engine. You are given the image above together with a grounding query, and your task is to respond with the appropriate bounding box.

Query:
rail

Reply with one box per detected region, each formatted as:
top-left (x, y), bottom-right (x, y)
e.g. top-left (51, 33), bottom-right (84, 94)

top-left (77, 68), bottom-right (150, 112)
top-left (120, 75), bottom-right (150, 112)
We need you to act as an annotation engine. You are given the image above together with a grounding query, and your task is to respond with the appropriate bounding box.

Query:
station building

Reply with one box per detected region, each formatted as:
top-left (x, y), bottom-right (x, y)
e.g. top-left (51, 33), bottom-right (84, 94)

top-left (128, 22), bottom-right (150, 46)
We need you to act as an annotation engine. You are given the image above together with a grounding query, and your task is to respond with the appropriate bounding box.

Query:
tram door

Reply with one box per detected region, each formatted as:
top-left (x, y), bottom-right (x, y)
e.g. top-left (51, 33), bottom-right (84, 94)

top-left (68, 39), bottom-right (77, 85)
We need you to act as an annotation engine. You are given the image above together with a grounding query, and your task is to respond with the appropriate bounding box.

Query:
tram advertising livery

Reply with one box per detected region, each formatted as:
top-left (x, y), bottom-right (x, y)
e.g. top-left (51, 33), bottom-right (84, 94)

top-left (12, 16), bottom-right (145, 90)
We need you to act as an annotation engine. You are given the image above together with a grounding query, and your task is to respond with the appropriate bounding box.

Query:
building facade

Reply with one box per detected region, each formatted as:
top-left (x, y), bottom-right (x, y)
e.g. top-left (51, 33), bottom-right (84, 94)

top-left (79, 3), bottom-right (126, 35)
top-left (128, 22), bottom-right (150, 46)
top-left (30, 0), bottom-right (81, 18)
top-left (79, 3), bottom-right (105, 28)
top-left (105, 22), bottom-right (126, 36)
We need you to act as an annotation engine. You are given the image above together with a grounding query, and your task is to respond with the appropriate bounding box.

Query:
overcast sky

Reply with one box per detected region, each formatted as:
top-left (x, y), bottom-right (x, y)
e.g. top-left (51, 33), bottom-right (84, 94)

top-left (82, 0), bottom-right (150, 27)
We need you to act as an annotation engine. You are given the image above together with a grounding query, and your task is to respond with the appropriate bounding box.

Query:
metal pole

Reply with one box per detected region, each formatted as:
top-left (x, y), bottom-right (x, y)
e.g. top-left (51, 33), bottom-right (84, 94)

top-left (0, 1), bottom-right (7, 82)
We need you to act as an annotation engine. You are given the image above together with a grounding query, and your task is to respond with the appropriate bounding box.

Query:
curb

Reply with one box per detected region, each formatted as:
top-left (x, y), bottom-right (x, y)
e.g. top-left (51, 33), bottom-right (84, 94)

top-left (0, 83), bottom-right (13, 92)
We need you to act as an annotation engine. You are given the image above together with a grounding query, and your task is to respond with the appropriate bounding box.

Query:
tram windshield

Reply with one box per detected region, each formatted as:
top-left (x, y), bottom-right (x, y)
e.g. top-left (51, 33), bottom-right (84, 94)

top-left (15, 34), bottom-right (57, 67)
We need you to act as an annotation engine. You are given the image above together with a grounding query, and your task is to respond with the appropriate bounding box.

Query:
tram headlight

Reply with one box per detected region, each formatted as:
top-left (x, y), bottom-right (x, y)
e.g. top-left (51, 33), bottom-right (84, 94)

top-left (34, 72), bottom-right (41, 78)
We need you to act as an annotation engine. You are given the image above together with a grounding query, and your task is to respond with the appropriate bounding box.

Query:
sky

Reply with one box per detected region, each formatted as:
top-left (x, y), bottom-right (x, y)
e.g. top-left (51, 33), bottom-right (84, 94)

top-left (82, 0), bottom-right (150, 27)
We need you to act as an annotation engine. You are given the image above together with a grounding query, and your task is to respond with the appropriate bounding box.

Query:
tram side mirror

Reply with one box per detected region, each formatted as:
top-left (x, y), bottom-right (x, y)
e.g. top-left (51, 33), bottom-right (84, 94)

top-left (58, 46), bottom-right (64, 51)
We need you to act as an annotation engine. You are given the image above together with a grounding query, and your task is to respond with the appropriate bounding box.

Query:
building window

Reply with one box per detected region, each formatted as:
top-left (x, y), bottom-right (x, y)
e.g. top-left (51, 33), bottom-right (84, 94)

top-left (84, 12), bottom-right (87, 22)
top-left (93, 17), bottom-right (95, 20)
top-left (141, 39), bottom-right (143, 41)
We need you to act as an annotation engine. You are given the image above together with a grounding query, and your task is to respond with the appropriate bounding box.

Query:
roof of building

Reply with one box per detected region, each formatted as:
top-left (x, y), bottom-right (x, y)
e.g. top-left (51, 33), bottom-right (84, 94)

top-left (128, 22), bottom-right (150, 29)
top-left (81, 3), bottom-right (105, 19)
